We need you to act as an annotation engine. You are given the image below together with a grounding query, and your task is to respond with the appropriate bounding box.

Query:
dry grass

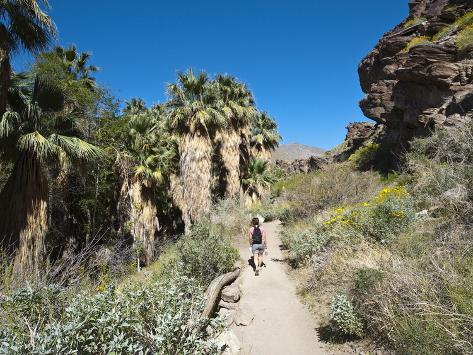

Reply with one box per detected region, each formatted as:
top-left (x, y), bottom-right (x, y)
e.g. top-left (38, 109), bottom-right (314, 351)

top-left (456, 24), bottom-right (473, 49)
top-left (279, 163), bottom-right (384, 220)
top-left (403, 17), bottom-right (426, 28)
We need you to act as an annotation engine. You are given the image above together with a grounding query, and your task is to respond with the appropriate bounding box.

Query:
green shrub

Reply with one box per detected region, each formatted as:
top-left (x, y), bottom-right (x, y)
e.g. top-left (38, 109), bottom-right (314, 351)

top-left (354, 267), bottom-right (385, 295)
top-left (329, 294), bottom-right (364, 338)
top-left (0, 276), bottom-right (221, 354)
top-left (280, 225), bottom-right (330, 267)
top-left (353, 187), bottom-right (415, 243)
top-left (0, 285), bottom-right (68, 340)
top-left (359, 196), bottom-right (414, 243)
top-left (177, 223), bottom-right (239, 285)
top-left (348, 143), bottom-right (380, 169)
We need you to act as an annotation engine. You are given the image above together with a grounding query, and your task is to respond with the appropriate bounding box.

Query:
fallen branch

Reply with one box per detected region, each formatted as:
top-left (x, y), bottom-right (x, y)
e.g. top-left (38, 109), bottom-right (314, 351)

top-left (202, 266), bottom-right (241, 319)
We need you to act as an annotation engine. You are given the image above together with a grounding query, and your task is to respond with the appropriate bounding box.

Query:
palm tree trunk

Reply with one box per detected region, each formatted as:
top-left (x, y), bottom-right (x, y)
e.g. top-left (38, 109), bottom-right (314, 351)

top-left (0, 153), bottom-right (48, 281)
top-left (251, 145), bottom-right (271, 162)
top-left (0, 46), bottom-right (11, 116)
top-left (130, 179), bottom-right (158, 266)
top-left (116, 155), bottom-right (132, 238)
top-left (173, 132), bottom-right (212, 233)
top-left (216, 129), bottom-right (241, 198)
top-left (239, 127), bottom-right (251, 178)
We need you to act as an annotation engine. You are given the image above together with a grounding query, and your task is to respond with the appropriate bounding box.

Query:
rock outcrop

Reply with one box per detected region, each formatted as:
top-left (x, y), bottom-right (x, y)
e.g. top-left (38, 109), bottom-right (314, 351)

top-left (331, 122), bottom-right (383, 162)
top-left (275, 156), bottom-right (327, 174)
top-left (359, 0), bottom-right (473, 146)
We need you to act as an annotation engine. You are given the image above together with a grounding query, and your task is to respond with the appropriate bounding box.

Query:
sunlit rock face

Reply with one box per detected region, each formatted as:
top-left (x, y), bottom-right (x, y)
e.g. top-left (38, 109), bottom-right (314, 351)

top-left (359, 0), bottom-right (473, 145)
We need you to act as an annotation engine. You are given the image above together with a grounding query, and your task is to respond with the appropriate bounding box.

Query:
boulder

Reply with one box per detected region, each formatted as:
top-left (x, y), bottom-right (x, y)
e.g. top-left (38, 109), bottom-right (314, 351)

top-left (219, 300), bottom-right (240, 310)
top-left (234, 306), bottom-right (254, 326)
top-left (221, 283), bottom-right (240, 303)
top-left (215, 330), bottom-right (241, 355)
top-left (218, 307), bottom-right (235, 326)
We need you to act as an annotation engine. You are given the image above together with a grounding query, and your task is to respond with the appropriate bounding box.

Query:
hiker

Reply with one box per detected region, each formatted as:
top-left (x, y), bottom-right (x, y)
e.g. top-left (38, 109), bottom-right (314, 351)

top-left (249, 217), bottom-right (266, 276)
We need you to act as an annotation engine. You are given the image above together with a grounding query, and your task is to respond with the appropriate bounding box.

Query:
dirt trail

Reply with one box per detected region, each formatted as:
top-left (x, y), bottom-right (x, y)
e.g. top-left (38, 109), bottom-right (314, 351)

top-left (232, 221), bottom-right (327, 355)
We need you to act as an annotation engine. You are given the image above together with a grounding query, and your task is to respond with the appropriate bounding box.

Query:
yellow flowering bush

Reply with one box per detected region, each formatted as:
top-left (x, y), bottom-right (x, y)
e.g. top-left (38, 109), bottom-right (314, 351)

top-left (375, 186), bottom-right (408, 202)
top-left (324, 207), bottom-right (356, 226)
top-left (324, 186), bottom-right (414, 243)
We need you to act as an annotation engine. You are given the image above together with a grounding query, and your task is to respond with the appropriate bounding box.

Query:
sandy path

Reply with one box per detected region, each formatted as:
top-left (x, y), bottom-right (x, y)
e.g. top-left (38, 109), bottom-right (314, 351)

top-left (232, 221), bottom-right (327, 355)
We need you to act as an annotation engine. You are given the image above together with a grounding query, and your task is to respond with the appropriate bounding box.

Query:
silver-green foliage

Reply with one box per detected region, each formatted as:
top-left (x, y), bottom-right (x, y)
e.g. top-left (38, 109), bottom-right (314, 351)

top-left (330, 294), bottom-right (364, 338)
top-left (280, 226), bottom-right (330, 266)
top-left (177, 223), bottom-right (239, 285)
top-left (0, 276), bottom-right (221, 354)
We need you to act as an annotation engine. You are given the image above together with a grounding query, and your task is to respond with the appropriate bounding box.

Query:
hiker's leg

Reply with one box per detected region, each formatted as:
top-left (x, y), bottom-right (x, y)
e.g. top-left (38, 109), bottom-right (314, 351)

top-left (253, 253), bottom-right (259, 269)
top-left (259, 253), bottom-right (263, 267)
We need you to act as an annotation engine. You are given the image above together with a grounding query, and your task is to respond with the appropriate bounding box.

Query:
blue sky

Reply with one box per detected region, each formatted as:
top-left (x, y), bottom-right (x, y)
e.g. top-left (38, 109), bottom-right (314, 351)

top-left (14, 0), bottom-right (408, 149)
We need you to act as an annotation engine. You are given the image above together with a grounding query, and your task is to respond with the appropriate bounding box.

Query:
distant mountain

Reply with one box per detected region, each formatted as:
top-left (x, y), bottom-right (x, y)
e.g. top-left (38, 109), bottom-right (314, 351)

top-left (271, 143), bottom-right (325, 162)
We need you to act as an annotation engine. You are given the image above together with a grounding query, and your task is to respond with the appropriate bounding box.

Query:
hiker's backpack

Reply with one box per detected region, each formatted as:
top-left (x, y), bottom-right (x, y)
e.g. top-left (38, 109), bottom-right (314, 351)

top-left (252, 226), bottom-right (262, 244)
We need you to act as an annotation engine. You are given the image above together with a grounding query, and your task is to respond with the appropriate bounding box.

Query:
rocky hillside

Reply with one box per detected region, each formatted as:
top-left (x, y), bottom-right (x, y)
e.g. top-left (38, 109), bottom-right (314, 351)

top-left (359, 0), bottom-right (473, 145)
top-left (271, 143), bottom-right (324, 162)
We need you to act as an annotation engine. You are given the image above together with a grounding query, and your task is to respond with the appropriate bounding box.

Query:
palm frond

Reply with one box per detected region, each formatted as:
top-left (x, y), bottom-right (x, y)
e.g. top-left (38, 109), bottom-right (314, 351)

top-left (7, 0), bottom-right (56, 52)
top-left (17, 131), bottom-right (56, 160)
top-left (0, 111), bottom-right (20, 138)
top-left (48, 134), bottom-right (103, 162)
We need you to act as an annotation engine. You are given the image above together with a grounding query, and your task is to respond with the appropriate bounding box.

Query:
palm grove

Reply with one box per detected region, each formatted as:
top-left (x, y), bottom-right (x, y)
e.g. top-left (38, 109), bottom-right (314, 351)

top-left (0, 1), bottom-right (281, 282)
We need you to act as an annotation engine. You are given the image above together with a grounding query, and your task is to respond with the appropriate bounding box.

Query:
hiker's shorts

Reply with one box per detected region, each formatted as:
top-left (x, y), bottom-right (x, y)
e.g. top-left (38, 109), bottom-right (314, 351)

top-left (252, 244), bottom-right (264, 255)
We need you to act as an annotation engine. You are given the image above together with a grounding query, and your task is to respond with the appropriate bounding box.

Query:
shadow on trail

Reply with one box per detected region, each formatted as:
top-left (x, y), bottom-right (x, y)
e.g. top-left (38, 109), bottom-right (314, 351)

top-left (317, 324), bottom-right (359, 344)
top-left (247, 257), bottom-right (266, 271)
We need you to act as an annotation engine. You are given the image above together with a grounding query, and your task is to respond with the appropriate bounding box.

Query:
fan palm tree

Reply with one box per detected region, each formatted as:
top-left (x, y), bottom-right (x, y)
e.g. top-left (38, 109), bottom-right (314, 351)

top-left (167, 70), bottom-right (225, 232)
top-left (250, 112), bottom-right (281, 161)
top-left (0, 0), bottom-right (56, 116)
top-left (242, 158), bottom-right (277, 206)
top-left (119, 104), bottom-right (176, 266)
top-left (32, 46), bottom-right (101, 259)
top-left (0, 74), bottom-right (102, 279)
top-left (214, 75), bottom-right (257, 198)
top-left (39, 45), bottom-right (98, 87)
top-left (123, 98), bottom-right (147, 115)
top-left (34, 45), bottom-right (100, 119)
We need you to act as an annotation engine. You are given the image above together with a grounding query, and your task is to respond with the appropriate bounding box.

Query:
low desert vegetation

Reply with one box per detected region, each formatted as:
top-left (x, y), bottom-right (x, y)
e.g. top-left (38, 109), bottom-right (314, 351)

top-left (274, 122), bottom-right (473, 354)
top-left (0, 211), bottom-right (240, 354)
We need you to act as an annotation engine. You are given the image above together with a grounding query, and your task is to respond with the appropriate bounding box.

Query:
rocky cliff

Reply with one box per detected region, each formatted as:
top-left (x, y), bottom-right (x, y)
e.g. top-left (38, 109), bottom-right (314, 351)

top-left (331, 122), bottom-right (382, 162)
top-left (275, 156), bottom-right (327, 174)
top-left (359, 0), bottom-right (473, 145)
